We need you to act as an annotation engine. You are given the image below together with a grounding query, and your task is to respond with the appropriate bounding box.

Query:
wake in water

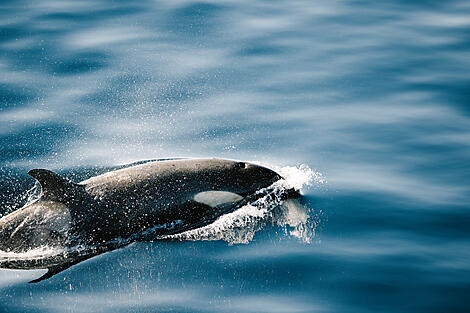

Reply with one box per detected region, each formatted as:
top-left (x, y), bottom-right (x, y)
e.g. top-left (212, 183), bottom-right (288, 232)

top-left (0, 162), bottom-right (324, 282)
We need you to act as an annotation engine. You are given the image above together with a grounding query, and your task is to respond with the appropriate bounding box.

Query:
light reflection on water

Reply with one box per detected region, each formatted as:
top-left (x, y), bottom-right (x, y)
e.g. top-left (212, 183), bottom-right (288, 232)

top-left (1, 0), bottom-right (470, 312)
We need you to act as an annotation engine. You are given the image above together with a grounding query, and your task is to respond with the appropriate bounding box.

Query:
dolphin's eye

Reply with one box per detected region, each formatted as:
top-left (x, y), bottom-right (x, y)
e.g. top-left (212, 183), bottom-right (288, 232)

top-left (236, 162), bottom-right (246, 169)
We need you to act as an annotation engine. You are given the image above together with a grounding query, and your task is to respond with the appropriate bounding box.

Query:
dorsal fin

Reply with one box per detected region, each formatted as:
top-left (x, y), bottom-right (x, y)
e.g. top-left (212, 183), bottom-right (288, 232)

top-left (28, 169), bottom-right (81, 202)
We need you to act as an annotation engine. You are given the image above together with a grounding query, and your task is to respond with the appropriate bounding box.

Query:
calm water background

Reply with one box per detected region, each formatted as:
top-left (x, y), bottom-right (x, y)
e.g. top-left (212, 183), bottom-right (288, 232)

top-left (1, 0), bottom-right (470, 312)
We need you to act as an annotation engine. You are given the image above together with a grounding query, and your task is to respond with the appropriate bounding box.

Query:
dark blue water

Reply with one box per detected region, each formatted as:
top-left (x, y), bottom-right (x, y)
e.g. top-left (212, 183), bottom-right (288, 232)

top-left (1, 0), bottom-right (470, 312)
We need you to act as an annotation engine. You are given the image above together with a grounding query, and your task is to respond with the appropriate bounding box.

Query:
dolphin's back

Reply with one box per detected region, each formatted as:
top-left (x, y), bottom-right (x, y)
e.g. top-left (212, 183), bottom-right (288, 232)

top-left (74, 158), bottom-right (245, 240)
top-left (80, 158), bottom-right (238, 200)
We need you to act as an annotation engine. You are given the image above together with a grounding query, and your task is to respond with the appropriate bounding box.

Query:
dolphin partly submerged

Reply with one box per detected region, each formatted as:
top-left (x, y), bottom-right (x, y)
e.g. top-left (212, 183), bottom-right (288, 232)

top-left (0, 158), bottom-right (297, 281)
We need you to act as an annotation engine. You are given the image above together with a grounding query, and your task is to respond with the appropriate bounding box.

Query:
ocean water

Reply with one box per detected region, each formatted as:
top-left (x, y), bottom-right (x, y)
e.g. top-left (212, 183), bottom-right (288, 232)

top-left (1, 0), bottom-right (470, 312)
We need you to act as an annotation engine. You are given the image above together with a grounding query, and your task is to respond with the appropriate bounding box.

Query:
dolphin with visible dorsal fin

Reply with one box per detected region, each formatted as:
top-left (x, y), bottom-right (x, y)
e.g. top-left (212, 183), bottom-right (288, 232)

top-left (0, 158), bottom-right (297, 282)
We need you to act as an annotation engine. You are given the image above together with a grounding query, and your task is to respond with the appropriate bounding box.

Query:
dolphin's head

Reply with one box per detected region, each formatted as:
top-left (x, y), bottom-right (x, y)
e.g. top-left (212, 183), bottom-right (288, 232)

top-left (234, 161), bottom-right (282, 191)
top-left (203, 159), bottom-right (283, 195)
top-left (0, 200), bottom-right (71, 253)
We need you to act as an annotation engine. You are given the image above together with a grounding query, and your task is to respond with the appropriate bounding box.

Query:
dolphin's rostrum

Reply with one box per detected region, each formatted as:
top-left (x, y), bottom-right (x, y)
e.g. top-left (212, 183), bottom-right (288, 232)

top-left (0, 158), bottom-right (297, 281)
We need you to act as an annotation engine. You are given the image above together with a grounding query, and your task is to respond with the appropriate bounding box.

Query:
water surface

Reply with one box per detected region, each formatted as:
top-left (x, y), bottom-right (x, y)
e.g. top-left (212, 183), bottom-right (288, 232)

top-left (1, 0), bottom-right (470, 312)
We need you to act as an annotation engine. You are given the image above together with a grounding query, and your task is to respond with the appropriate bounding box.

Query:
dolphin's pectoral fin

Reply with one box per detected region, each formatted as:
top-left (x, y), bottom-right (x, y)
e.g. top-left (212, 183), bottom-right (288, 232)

top-left (29, 263), bottom-right (72, 283)
top-left (28, 169), bottom-right (85, 202)
top-left (28, 243), bottom-right (120, 283)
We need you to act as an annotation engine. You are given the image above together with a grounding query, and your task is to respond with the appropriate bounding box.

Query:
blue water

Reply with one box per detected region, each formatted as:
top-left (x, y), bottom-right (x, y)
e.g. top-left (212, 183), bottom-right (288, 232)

top-left (1, 0), bottom-right (470, 312)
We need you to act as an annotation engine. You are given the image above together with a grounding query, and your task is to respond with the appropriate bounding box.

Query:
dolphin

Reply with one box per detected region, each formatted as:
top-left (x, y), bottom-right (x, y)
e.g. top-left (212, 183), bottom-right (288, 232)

top-left (0, 158), bottom-right (296, 281)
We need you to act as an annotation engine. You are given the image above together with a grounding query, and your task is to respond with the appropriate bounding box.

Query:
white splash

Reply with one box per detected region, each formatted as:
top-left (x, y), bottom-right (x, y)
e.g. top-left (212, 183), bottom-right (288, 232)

top-left (274, 163), bottom-right (327, 191)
